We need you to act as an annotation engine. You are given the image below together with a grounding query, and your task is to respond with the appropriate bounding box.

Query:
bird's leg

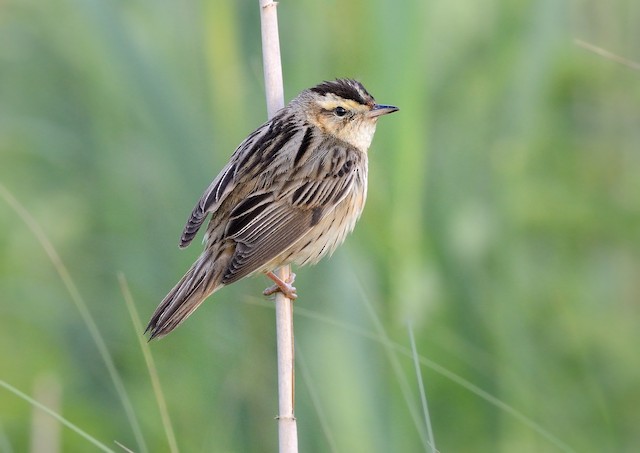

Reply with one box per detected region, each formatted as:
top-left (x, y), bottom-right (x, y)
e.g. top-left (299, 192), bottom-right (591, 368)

top-left (263, 271), bottom-right (298, 300)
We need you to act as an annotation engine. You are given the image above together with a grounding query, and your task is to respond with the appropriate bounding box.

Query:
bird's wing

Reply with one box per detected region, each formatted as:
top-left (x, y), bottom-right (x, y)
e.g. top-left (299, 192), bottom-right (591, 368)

top-left (220, 142), bottom-right (364, 285)
top-left (179, 121), bottom-right (276, 248)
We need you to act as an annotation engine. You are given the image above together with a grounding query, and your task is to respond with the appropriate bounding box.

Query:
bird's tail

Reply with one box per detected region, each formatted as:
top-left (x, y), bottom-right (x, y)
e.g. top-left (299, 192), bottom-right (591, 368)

top-left (146, 250), bottom-right (224, 340)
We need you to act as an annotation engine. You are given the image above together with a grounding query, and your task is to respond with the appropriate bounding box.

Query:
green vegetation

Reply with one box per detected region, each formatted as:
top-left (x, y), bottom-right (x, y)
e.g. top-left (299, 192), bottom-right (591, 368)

top-left (1, 0), bottom-right (639, 451)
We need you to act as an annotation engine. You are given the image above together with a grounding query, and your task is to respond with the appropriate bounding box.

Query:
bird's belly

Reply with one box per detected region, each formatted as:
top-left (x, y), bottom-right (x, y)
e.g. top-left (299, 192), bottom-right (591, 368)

top-left (269, 187), bottom-right (367, 270)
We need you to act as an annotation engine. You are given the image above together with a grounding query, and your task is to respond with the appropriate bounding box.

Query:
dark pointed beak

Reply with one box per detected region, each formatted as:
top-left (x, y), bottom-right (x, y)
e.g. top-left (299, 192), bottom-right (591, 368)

top-left (367, 104), bottom-right (399, 118)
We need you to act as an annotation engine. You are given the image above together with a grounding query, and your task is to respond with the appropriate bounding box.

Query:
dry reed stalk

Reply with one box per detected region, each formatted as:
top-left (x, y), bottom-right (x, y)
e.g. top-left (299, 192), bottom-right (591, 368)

top-left (258, 1), bottom-right (299, 452)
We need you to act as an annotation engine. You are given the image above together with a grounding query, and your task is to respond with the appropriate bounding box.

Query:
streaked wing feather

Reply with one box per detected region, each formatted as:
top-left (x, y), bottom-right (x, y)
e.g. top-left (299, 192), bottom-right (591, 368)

top-left (180, 162), bottom-right (236, 247)
top-left (220, 145), bottom-right (362, 284)
top-left (222, 204), bottom-right (313, 284)
top-left (179, 121), bottom-right (273, 248)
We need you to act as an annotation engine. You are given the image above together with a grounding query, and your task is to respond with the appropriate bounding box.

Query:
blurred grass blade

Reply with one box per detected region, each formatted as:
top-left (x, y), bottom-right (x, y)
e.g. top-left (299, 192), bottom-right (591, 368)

top-left (0, 183), bottom-right (147, 453)
top-left (354, 279), bottom-right (575, 453)
top-left (407, 323), bottom-right (436, 453)
top-left (114, 440), bottom-right (136, 452)
top-left (353, 284), bottom-right (431, 451)
top-left (574, 39), bottom-right (640, 71)
top-left (246, 297), bottom-right (575, 452)
top-left (0, 380), bottom-right (115, 453)
top-left (118, 274), bottom-right (180, 453)
top-left (412, 353), bottom-right (575, 453)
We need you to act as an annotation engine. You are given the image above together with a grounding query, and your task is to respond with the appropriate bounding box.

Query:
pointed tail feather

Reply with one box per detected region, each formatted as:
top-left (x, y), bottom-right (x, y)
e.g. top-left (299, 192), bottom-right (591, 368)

top-left (146, 251), bottom-right (224, 339)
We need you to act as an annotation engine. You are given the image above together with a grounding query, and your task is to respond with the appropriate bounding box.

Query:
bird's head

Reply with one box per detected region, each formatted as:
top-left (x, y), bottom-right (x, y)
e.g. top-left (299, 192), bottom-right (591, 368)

top-left (295, 79), bottom-right (398, 151)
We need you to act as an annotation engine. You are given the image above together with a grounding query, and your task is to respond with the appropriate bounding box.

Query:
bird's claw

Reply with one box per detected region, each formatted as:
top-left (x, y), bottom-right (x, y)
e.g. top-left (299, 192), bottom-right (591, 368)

top-left (264, 272), bottom-right (298, 300)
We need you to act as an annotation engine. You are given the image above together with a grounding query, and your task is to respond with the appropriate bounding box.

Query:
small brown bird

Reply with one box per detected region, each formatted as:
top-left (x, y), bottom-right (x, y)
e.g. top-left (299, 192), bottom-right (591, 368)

top-left (146, 79), bottom-right (398, 339)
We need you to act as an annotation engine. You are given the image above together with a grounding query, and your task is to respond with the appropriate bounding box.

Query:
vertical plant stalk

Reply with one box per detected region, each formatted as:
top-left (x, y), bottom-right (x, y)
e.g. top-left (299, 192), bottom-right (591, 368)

top-left (29, 374), bottom-right (62, 453)
top-left (258, 1), bottom-right (299, 452)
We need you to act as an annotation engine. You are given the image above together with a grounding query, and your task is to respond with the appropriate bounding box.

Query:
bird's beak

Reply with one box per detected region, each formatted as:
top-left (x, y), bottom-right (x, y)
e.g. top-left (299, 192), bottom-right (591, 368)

top-left (367, 104), bottom-right (399, 118)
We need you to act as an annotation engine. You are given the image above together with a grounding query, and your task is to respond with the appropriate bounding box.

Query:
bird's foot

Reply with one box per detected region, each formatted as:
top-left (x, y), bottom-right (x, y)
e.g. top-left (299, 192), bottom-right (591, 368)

top-left (263, 271), bottom-right (298, 300)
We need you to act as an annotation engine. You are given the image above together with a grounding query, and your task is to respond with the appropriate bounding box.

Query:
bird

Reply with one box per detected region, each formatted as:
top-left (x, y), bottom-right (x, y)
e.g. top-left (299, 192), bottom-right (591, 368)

top-left (146, 79), bottom-right (398, 339)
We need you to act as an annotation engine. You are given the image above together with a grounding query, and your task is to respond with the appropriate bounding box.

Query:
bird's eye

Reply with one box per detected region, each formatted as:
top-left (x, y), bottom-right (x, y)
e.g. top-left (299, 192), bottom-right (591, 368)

top-left (334, 106), bottom-right (348, 117)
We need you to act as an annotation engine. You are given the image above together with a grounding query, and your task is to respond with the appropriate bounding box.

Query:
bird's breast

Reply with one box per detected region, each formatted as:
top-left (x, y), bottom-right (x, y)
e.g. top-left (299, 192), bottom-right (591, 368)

top-left (277, 163), bottom-right (368, 268)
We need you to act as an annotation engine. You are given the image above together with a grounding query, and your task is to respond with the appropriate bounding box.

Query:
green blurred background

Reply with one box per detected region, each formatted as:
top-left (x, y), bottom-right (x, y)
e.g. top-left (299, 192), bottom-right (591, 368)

top-left (1, 0), bottom-right (639, 451)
